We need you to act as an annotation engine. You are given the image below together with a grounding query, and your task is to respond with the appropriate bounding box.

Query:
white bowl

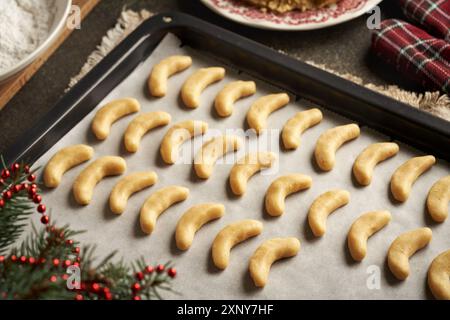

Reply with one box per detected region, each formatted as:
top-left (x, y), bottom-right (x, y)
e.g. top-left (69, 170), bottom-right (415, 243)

top-left (0, 0), bottom-right (72, 83)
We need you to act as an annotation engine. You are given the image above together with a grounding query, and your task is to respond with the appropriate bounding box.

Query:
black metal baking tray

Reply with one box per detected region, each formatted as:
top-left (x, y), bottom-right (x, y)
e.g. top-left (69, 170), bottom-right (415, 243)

top-left (4, 12), bottom-right (450, 166)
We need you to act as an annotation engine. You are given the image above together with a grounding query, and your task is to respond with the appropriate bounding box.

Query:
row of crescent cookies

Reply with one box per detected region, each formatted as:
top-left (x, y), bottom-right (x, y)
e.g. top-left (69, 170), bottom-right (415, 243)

top-left (40, 56), bottom-right (450, 299)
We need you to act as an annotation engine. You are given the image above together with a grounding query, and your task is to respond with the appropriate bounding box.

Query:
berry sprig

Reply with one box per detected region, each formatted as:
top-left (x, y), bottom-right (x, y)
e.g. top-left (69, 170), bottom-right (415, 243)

top-left (130, 264), bottom-right (177, 300)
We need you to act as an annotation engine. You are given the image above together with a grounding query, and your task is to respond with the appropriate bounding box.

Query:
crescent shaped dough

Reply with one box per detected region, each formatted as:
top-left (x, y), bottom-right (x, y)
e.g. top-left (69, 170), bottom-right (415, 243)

top-left (427, 176), bottom-right (450, 223)
top-left (212, 219), bottom-right (263, 270)
top-left (214, 81), bottom-right (256, 117)
top-left (314, 124), bottom-right (360, 171)
top-left (92, 98), bottom-right (140, 140)
top-left (160, 120), bottom-right (209, 164)
top-left (265, 174), bottom-right (312, 217)
top-left (140, 186), bottom-right (189, 234)
top-left (109, 171), bottom-right (158, 214)
top-left (353, 142), bottom-right (399, 186)
top-left (181, 67), bottom-right (226, 108)
top-left (308, 189), bottom-right (350, 237)
top-left (387, 228), bottom-right (432, 280)
top-left (246, 93), bottom-right (290, 135)
top-left (148, 55), bottom-right (192, 97)
top-left (73, 156), bottom-right (126, 205)
top-left (194, 135), bottom-right (242, 179)
top-left (124, 111), bottom-right (171, 153)
top-left (347, 210), bottom-right (391, 261)
top-left (175, 203), bottom-right (225, 251)
top-left (390, 155), bottom-right (436, 202)
top-left (282, 108), bottom-right (323, 150)
top-left (229, 152), bottom-right (277, 196)
top-left (249, 237), bottom-right (300, 288)
top-left (43, 144), bottom-right (94, 188)
top-left (428, 249), bottom-right (450, 300)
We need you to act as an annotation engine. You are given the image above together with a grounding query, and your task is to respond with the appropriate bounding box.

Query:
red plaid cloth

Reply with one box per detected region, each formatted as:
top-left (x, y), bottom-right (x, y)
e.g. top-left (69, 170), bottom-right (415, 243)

top-left (398, 0), bottom-right (450, 42)
top-left (372, 20), bottom-right (450, 93)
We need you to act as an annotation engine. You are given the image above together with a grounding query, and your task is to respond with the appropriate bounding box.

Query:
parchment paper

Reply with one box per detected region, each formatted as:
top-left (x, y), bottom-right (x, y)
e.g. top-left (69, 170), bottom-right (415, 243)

top-left (32, 34), bottom-right (450, 299)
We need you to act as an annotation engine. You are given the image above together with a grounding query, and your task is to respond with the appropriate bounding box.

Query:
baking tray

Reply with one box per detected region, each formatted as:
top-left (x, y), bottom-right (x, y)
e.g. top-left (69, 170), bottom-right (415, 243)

top-left (3, 13), bottom-right (450, 300)
top-left (4, 12), bottom-right (450, 166)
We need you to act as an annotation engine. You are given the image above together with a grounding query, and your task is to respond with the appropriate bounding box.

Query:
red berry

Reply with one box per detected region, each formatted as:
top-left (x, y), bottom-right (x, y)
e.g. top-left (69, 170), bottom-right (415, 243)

top-left (20, 256), bottom-right (27, 263)
top-left (28, 187), bottom-right (37, 198)
top-left (105, 292), bottom-right (113, 300)
top-left (156, 264), bottom-right (165, 273)
top-left (33, 195), bottom-right (42, 204)
top-left (73, 262), bottom-right (80, 267)
top-left (28, 257), bottom-right (36, 264)
top-left (0, 179), bottom-right (4, 185)
top-left (75, 294), bottom-right (84, 301)
top-left (52, 258), bottom-right (60, 267)
top-left (50, 275), bottom-right (57, 283)
top-left (37, 204), bottom-right (46, 213)
top-left (62, 274), bottom-right (69, 280)
top-left (11, 255), bottom-right (17, 262)
top-left (167, 268), bottom-right (177, 278)
top-left (24, 166), bottom-right (30, 174)
top-left (11, 163), bottom-right (20, 172)
top-left (133, 295), bottom-right (141, 301)
top-left (41, 215), bottom-right (50, 225)
top-left (0, 256), bottom-right (5, 263)
top-left (1, 169), bottom-right (10, 179)
top-left (38, 258), bottom-right (46, 264)
top-left (145, 266), bottom-right (154, 274)
top-left (3, 191), bottom-right (12, 200)
top-left (12, 184), bottom-right (22, 193)
top-left (0, 199), bottom-right (5, 208)
top-left (30, 183), bottom-right (37, 189)
top-left (63, 260), bottom-right (71, 267)
top-left (91, 283), bottom-right (100, 292)
top-left (27, 174), bottom-right (36, 182)
top-left (66, 239), bottom-right (74, 245)
top-left (131, 283), bottom-right (141, 292)
top-left (21, 183), bottom-right (29, 190)
top-left (135, 272), bottom-right (144, 281)
top-left (73, 247), bottom-right (80, 254)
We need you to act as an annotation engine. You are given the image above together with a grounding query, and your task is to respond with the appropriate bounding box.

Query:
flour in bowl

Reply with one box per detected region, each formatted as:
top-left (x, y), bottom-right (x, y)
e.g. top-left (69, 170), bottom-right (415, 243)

top-left (0, 0), bottom-right (56, 73)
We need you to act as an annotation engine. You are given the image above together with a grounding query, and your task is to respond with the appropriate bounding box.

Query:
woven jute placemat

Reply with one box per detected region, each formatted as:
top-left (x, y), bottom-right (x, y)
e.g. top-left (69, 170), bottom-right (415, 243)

top-left (68, 9), bottom-right (450, 122)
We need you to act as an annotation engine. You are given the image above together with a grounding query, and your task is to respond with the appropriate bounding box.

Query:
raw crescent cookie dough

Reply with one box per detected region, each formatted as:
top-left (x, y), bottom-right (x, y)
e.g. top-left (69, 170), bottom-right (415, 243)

top-left (427, 176), bottom-right (450, 223)
top-left (140, 186), bottom-right (189, 234)
top-left (390, 155), bottom-right (436, 202)
top-left (212, 219), bottom-right (263, 270)
top-left (124, 111), bottom-right (171, 153)
top-left (229, 152), bottom-right (277, 196)
top-left (347, 210), bottom-right (391, 261)
top-left (194, 135), bottom-right (242, 179)
top-left (249, 237), bottom-right (300, 288)
top-left (91, 98), bottom-right (140, 140)
top-left (353, 142), bottom-right (399, 186)
top-left (181, 67), bottom-right (226, 108)
top-left (160, 120), bottom-right (209, 164)
top-left (308, 189), bottom-right (350, 237)
top-left (265, 174), bottom-right (312, 217)
top-left (73, 156), bottom-right (127, 206)
top-left (282, 108), bottom-right (323, 150)
top-left (428, 249), bottom-right (450, 300)
top-left (246, 93), bottom-right (290, 135)
top-left (314, 124), bottom-right (360, 171)
top-left (148, 55), bottom-right (192, 97)
top-left (387, 228), bottom-right (432, 280)
top-left (175, 203), bottom-right (225, 251)
top-left (43, 144), bottom-right (94, 188)
top-left (109, 171), bottom-right (158, 214)
top-left (214, 81), bottom-right (256, 117)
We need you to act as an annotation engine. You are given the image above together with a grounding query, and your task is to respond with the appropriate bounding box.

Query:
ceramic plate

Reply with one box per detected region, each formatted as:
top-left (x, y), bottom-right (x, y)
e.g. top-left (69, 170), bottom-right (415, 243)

top-left (200, 0), bottom-right (383, 30)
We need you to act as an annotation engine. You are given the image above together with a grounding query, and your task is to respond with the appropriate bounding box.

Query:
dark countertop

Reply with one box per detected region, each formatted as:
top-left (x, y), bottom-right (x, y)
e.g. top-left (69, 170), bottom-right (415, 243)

top-left (0, 0), bottom-right (420, 156)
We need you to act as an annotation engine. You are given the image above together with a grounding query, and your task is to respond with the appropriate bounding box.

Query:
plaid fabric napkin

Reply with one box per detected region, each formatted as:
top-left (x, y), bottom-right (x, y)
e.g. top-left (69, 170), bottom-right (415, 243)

top-left (371, 1), bottom-right (450, 93)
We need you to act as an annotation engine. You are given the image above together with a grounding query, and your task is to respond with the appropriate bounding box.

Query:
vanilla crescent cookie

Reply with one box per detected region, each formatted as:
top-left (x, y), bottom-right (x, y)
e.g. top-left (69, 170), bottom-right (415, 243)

top-left (175, 203), bottom-right (225, 251)
top-left (353, 142), bottom-right (399, 186)
top-left (214, 81), bottom-right (256, 117)
top-left (148, 55), bottom-right (192, 97)
top-left (428, 249), bottom-right (450, 300)
top-left (308, 189), bottom-right (350, 237)
top-left (160, 120), bottom-right (208, 164)
top-left (249, 237), bottom-right (300, 288)
top-left (229, 152), bottom-right (277, 196)
top-left (246, 93), bottom-right (290, 135)
top-left (91, 98), bottom-right (140, 140)
top-left (73, 156), bottom-right (126, 205)
top-left (124, 111), bottom-right (171, 153)
top-left (109, 171), bottom-right (158, 214)
top-left (282, 108), bottom-right (323, 150)
top-left (265, 174), bottom-right (312, 217)
top-left (43, 144), bottom-right (94, 188)
top-left (427, 176), bottom-right (450, 223)
top-left (347, 210), bottom-right (391, 261)
top-left (387, 228), bottom-right (432, 280)
top-left (314, 124), bottom-right (360, 171)
top-left (212, 219), bottom-right (263, 270)
top-left (390, 155), bottom-right (436, 202)
top-left (181, 67), bottom-right (226, 108)
top-left (140, 186), bottom-right (189, 234)
top-left (194, 135), bottom-right (242, 179)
